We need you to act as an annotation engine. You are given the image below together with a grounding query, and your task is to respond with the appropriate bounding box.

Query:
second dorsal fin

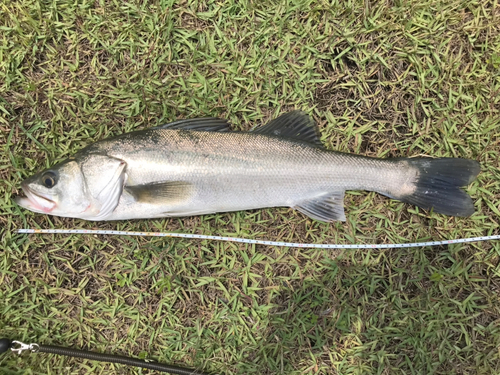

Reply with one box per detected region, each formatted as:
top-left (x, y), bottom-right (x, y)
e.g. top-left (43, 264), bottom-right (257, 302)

top-left (252, 111), bottom-right (322, 146)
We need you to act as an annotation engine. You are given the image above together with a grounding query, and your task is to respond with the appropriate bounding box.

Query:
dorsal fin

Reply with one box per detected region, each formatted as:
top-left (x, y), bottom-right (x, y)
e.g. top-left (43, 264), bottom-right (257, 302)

top-left (252, 111), bottom-right (322, 146)
top-left (152, 118), bottom-right (231, 132)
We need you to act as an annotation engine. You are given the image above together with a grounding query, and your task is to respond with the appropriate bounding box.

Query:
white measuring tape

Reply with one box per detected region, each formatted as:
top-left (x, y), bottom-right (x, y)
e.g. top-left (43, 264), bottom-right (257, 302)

top-left (17, 229), bottom-right (500, 249)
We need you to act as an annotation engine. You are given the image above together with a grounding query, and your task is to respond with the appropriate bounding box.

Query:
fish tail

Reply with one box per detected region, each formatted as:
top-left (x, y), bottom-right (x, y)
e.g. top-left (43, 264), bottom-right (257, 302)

top-left (395, 158), bottom-right (480, 217)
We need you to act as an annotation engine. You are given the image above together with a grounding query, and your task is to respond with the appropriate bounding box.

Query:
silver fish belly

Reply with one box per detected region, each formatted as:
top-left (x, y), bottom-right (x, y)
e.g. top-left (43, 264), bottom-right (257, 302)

top-left (15, 111), bottom-right (480, 221)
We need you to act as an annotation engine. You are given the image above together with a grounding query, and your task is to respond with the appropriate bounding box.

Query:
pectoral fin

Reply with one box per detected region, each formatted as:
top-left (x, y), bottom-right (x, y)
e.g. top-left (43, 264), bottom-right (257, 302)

top-left (125, 181), bottom-right (194, 205)
top-left (294, 191), bottom-right (346, 222)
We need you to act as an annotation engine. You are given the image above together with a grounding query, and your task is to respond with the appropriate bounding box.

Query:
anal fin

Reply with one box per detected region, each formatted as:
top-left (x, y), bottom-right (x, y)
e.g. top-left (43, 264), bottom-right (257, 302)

top-left (125, 181), bottom-right (194, 205)
top-left (294, 191), bottom-right (346, 222)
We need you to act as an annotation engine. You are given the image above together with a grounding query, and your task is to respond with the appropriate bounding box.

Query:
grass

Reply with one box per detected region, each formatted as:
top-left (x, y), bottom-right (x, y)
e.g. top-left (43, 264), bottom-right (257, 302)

top-left (0, 0), bottom-right (499, 373)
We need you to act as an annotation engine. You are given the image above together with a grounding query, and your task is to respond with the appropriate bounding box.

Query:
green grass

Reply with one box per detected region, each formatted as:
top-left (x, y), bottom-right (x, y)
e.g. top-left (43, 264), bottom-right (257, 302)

top-left (1, 0), bottom-right (500, 373)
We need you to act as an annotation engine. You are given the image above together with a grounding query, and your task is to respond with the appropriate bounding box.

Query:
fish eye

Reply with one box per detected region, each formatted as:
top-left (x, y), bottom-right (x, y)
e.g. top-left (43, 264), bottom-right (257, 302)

top-left (42, 171), bottom-right (57, 188)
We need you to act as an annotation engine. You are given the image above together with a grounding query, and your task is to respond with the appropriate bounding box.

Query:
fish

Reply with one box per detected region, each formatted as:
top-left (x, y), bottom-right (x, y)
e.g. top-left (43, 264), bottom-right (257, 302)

top-left (14, 111), bottom-right (480, 222)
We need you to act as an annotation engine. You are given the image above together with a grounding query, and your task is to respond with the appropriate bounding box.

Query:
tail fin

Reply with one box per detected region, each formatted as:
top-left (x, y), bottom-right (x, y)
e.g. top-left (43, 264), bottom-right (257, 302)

top-left (398, 158), bottom-right (480, 217)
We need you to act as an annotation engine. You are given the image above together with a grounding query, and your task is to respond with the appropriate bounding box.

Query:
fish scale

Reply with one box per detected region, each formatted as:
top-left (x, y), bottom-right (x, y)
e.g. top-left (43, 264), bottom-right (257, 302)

top-left (93, 130), bottom-right (405, 220)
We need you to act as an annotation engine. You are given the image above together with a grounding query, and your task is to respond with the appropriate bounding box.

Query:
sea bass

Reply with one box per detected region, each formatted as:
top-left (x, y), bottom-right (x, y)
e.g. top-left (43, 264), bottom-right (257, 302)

top-left (14, 111), bottom-right (480, 222)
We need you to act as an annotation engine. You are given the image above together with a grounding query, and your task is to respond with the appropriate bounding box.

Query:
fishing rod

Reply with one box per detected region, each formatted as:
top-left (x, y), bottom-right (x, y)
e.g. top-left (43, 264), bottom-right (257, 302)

top-left (17, 228), bottom-right (500, 249)
top-left (0, 338), bottom-right (209, 374)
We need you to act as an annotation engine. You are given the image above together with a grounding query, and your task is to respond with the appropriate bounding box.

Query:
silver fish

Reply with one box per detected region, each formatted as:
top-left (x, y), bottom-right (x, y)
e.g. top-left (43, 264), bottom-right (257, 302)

top-left (14, 111), bottom-right (480, 222)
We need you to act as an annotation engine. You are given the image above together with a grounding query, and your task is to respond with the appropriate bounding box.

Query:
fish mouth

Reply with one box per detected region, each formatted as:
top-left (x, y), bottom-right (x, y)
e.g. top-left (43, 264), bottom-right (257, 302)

top-left (14, 184), bottom-right (56, 213)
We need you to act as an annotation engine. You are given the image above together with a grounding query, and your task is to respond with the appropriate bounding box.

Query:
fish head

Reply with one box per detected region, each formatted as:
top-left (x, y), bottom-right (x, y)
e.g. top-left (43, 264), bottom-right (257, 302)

top-left (15, 154), bottom-right (127, 220)
top-left (14, 159), bottom-right (92, 218)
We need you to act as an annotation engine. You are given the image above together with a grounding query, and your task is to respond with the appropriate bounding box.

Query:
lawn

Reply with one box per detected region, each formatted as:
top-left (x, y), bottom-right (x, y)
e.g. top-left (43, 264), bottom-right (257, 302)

top-left (1, 0), bottom-right (500, 374)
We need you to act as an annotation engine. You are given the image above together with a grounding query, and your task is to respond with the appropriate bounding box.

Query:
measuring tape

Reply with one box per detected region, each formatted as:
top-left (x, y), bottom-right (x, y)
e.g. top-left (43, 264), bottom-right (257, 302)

top-left (17, 229), bottom-right (500, 249)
